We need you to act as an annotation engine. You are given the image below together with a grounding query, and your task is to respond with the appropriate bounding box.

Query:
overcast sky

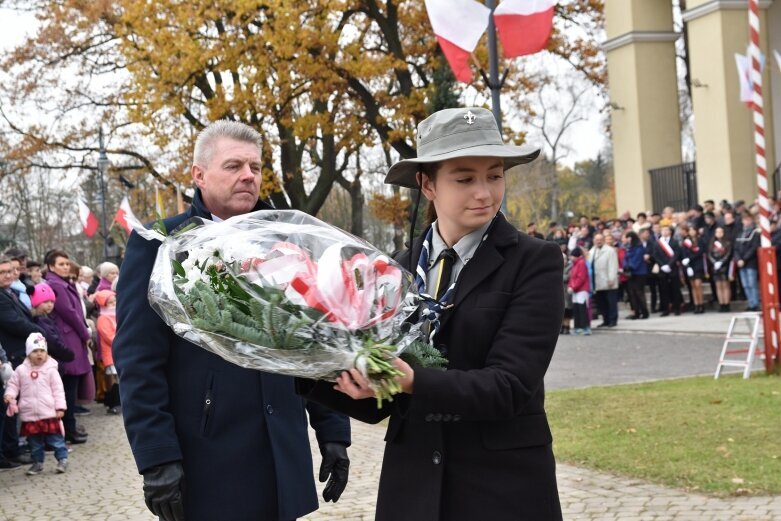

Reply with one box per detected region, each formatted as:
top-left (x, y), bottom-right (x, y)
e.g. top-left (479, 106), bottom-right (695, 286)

top-left (0, 6), bottom-right (606, 168)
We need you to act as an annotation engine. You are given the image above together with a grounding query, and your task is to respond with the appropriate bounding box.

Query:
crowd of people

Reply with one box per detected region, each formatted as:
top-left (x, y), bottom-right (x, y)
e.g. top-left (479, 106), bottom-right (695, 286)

top-left (526, 199), bottom-right (763, 335)
top-left (0, 247), bottom-right (121, 475)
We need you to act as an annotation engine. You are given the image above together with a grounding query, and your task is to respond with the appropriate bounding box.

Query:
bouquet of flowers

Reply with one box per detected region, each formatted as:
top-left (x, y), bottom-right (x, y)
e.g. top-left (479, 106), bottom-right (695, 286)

top-left (144, 210), bottom-right (446, 406)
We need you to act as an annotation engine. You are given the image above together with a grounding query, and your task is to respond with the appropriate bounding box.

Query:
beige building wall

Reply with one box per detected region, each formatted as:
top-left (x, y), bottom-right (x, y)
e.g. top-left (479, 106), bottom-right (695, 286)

top-left (604, 0), bottom-right (683, 213)
top-left (683, 0), bottom-right (776, 205)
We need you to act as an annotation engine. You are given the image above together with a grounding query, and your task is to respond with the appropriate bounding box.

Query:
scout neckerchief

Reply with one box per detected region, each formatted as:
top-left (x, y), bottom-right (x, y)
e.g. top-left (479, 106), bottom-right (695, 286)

top-left (415, 215), bottom-right (497, 343)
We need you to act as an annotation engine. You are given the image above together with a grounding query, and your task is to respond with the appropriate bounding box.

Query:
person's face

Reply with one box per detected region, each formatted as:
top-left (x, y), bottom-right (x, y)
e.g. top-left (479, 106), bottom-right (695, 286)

top-left (661, 227), bottom-right (672, 238)
top-left (35, 301), bottom-right (54, 316)
top-left (652, 224), bottom-right (661, 235)
top-left (421, 156), bottom-right (505, 237)
top-left (9, 260), bottom-right (21, 282)
top-left (593, 234), bottom-right (604, 247)
top-left (28, 348), bottom-right (48, 366)
top-left (14, 258), bottom-right (26, 275)
top-left (580, 217), bottom-right (588, 227)
top-left (192, 137), bottom-right (262, 220)
top-left (715, 228), bottom-right (724, 239)
top-left (724, 213), bottom-right (734, 225)
top-left (0, 262), bottom-right (14, 289)
top-left (640, 230), bottom-right (650, 242)
top-left (688, 227), bottom-right (697, 239)
top-left (742, 216), bottom-right (753, 228)
top-left (104, 267), bottom-right (119, 282)
top-left (604, 235), bottom-right (614, 247)
top-left (50, 256), bottom-right (71, 279)
top-left (29, 266), bottom-right (42, 283)
top-left (80, 271), bottom-right (93, 284)
top-left (527, 224), bottom-right (536, 233)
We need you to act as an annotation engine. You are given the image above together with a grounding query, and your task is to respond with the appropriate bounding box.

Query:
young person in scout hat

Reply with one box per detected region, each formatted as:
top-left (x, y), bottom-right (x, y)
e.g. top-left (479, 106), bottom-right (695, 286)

top-left (300, 107), bottom-right (565, 521)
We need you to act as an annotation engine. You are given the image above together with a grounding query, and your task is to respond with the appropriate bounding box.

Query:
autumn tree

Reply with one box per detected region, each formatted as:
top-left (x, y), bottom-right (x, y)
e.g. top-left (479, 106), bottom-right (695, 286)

top-left (1, 1), bottom-right (606, 246)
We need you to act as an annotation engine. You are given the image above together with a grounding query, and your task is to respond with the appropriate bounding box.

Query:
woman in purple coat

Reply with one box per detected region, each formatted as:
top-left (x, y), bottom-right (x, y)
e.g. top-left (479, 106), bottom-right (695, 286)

top-left (44, 250), bottom-right (91, 443)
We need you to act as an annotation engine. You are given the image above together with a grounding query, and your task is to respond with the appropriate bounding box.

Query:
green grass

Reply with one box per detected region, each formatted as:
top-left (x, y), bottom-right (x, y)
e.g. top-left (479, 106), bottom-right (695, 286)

top-left (547, 374), bottom-right (781, 496)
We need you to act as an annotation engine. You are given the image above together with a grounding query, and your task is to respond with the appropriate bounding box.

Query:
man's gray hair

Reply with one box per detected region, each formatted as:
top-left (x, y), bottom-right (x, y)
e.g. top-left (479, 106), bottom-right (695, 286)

top-left (0, 256), bottom-right (11, 266)
top-left (193, 120), bottom-right (263, 167)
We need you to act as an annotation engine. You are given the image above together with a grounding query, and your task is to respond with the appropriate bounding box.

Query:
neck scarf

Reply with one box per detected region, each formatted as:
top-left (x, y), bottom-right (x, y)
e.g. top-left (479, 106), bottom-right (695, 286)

top-left (414, 216), bottom-right (495, 342)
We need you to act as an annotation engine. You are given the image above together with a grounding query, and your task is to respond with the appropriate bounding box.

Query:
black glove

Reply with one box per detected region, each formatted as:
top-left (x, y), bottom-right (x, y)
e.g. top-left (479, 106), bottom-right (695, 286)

top-left (142, 462), bottom-right (185, 521)
top-left (319, 442), bottom-right (350, 503)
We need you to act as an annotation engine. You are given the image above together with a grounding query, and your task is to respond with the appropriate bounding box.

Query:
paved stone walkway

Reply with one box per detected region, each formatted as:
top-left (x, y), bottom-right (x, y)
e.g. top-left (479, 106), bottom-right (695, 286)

top-left (2, 411), bottom-right (780, 521)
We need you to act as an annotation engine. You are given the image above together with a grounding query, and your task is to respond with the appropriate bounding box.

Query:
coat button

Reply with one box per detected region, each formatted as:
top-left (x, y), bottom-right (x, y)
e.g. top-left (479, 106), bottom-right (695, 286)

top-left (424, 413), bottom-right (433, 422)
top-left (432, 413), bottom-right (442, 422)
top-left (432, 450), bottom-right (442, 465)
top-left (266, 404), bottom-right (274, 415)
top-left (442, 414), bottom-right (452, 422)
top-left (452, 414), bottom-right (461, 422)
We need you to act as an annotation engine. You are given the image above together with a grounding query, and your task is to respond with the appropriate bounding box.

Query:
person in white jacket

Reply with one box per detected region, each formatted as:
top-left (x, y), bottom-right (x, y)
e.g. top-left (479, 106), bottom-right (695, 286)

top-left (3, 333), bottom-right (68, 475)
top-left (589, 233), bottom-right (620, 327)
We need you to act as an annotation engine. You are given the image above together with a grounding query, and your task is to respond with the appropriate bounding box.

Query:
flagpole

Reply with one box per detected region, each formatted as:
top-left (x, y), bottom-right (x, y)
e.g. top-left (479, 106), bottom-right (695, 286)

top-left (485, 0), bottom-right (509, 215)
top-left (748, 0), bottom-right (779, 373)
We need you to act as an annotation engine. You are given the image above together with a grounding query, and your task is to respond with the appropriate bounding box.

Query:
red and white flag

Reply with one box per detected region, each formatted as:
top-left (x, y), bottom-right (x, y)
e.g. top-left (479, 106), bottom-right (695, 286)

top-left (113, 195), bottom-right (139, 234)
top-left (424, 0), bottom-right (491, 83)
top-left (77, 198), bottom-right (99, 237)
top-left (493, 0), bottom-right (556, 58)
top-left (735, 49), bottom-right (766, 109)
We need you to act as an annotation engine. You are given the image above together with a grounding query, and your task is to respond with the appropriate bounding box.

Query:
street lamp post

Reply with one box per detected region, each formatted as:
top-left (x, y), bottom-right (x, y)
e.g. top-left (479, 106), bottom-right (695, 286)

top-left (97, 128), bottom-right (110, 262)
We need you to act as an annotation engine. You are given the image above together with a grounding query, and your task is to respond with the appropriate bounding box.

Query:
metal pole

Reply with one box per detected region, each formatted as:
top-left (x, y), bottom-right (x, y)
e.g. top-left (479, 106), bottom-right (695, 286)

top-left (485, 0), bottom-right (508, 215)
top-left (748, 0), bottom-right (779, 373)
top-left (97, 128), bottom-right (110, 262)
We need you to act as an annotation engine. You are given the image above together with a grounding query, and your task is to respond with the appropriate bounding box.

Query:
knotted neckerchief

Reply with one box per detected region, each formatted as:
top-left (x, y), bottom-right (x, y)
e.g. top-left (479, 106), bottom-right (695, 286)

top-left (414, 216), bottom-right (496, 342)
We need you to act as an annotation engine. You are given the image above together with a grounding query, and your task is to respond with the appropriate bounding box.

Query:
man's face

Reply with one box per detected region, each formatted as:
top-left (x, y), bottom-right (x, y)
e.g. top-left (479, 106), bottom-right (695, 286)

top-left (724, 213), bottom-right (734, 225)
top-left (527, 224), bottom-right (536, 234)
top-left (604, 235), bottom-right (615, 247)
top-left (192, 137), bottom-right (262, 220)
top-left (640, 230), bottom-right (650, 242)
top-left (14, 258), bottom-right (26, 275)
top-left (593, 234), bottom-right (604, 248)
top-left (9, 260), bottom-right (21, 282)
top-left (0, 262), bottom-right (14, 289)
top-left (742, 216), bottom-right (754, 228)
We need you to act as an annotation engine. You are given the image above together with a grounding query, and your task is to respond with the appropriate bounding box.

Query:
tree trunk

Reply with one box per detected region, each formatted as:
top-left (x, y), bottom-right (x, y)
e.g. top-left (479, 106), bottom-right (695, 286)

top-left (550, 166), bottom-right (559, 222)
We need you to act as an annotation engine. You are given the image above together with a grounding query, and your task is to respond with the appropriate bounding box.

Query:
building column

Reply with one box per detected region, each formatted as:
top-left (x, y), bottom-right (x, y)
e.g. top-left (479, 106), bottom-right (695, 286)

top-left (683, 0), bottom-right (776, 205)
top-left (604, 0), bottom-right (683, 214)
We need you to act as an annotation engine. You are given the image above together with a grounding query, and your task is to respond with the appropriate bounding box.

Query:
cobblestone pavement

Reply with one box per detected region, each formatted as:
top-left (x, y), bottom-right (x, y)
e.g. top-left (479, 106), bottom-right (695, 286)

top-left (2, 411), bottom-right (780, 521)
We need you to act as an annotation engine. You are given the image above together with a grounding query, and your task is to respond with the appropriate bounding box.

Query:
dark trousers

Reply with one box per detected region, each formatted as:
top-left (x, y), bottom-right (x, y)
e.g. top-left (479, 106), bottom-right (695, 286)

top-left (572, 302), bottom-right (590, 329)
top-left (658, 273), bottom-right (683, 312)
top-left (646, 274), bottom-right (659, 311)
top-left (595, 289), bottom-right (619, 325)
top-left (62, 374), bottom-right (81, 434)
top-left (104, 383), bottom-right (121, 409)
top-left (627, 275), bottom-right (649, 317)
top-left (0, 410), bottom-right (21, 459)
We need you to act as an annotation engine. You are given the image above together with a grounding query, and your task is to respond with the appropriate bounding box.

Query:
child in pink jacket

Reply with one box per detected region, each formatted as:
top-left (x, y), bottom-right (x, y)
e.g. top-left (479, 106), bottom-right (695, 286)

top-left (4, 332), bottom-right (69, 475)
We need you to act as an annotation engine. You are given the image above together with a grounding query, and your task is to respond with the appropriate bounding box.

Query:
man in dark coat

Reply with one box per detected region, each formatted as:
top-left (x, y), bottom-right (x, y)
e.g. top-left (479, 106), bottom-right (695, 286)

top-left (113, 121), bottom-right (351, 521)
top-left (0, 256), bottom-right (40, 468)
top-left (650, 226), bottom-right (683, 315)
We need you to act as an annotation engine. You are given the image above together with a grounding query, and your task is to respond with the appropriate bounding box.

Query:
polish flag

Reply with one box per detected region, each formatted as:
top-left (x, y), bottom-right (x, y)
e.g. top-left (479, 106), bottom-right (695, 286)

top-left (113, 196), bottom-right (139, 234)
top-left (77, 198), bottom-right (99, 237)
top-left (425, 0), bottom-right (491, 83)
top-left (494, 0), bottom-right (556, 58)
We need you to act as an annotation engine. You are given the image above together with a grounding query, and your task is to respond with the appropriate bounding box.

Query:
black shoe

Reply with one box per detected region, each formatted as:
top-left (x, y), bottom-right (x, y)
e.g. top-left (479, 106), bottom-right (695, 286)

top-left (607, 322), bottom-right (617, 328)
top-left (0, 460), bottom-right (21, 471)
top-left (596, 323), bottom-right (609, 328)
top-left (660, 311), bottom-right (670, 317)
top-left (640, 313), bottom-right (649, 319)
top-left (107, 406), bottom-right (121, 415)
top-left (10, 453), bottom-right (33, 465)
top-left (626, 314), bottom-right (639, 320)
top-left (65, 432), bottom-right (88, 444)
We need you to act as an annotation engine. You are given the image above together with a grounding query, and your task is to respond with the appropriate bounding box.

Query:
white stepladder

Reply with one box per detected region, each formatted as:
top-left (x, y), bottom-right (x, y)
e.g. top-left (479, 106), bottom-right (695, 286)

top-left (714, 312), bottom-right (764, 379)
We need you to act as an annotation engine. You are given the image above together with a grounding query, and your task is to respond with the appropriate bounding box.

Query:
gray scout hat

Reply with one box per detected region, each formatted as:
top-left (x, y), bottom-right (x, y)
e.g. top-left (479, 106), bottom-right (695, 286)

top-left (385, 107), bottom-right (540, 189)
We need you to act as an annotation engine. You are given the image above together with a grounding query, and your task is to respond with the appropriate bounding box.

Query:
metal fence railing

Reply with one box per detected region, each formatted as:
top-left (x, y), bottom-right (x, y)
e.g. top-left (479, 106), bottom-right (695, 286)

top-left (648, 162), bottom-right (698, 212)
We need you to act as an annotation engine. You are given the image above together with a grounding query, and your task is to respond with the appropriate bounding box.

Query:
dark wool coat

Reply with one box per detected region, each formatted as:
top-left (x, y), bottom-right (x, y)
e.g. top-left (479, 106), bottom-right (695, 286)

top-left (0, 289), bottom-right (42, 367)
top-left (113, 190), bottom-right (350, 521)
top-left (301, 214), bottom-right (564, 521)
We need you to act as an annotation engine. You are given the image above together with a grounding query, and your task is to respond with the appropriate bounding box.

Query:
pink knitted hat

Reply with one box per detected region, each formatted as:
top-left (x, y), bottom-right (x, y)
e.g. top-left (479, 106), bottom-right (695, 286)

top-left (30, 283), bottom-right (56, 308)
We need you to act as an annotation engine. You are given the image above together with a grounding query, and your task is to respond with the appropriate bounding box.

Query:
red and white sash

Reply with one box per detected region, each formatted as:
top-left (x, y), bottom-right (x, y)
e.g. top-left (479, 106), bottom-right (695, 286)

top-left (658, 239), bottom-right (674, 258)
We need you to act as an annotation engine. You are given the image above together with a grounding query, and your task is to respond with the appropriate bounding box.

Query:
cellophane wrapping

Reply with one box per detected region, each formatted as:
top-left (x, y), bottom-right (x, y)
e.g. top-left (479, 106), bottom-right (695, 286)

top-left (148, 209), bottom-right (425, 382)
